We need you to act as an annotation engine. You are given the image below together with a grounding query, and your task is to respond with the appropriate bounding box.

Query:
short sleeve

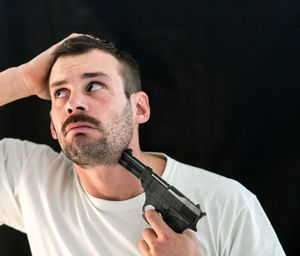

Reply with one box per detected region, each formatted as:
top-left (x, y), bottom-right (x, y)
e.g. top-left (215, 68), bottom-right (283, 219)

top-left (224, 197), bottom-right (286, 256)
top-left (0, 138), bottom-right (40, 231)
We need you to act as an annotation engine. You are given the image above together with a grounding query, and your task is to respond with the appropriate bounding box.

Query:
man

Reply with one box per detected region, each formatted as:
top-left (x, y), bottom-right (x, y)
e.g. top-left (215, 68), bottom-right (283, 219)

top-left (0, 34), bottom-right (285, 255)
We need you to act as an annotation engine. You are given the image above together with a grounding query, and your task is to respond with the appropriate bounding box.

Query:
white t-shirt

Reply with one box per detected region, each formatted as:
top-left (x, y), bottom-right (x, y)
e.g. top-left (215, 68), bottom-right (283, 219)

top-left (0, 138), bottom-right (285, 255)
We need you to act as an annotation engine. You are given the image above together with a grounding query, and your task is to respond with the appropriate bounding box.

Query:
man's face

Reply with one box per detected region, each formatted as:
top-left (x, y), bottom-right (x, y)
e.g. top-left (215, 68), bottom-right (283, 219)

top-left (49, 49), bottom-right (134, 167)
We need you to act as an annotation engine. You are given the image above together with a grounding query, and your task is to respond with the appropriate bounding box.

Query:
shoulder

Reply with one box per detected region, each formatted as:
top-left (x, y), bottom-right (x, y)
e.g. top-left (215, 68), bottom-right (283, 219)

top-left (0, 138), bottom-right (71, 176)
top-left (0, 138), bottom-right (73, 198)
top-left (165, 155), bottom-right (254, 197)
top-left (0, 138), bottom-right (56, 157)
top-left (163, 155), bottom-right (256, 218)
top-left (151, 154), bottom-right (285, 255)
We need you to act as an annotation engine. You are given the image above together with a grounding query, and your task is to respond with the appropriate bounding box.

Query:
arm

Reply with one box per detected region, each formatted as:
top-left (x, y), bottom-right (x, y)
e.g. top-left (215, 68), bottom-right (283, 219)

top-left (0, 65), bottom-right (32, 106)
top-left (0, 33), bottom-right (81, 106)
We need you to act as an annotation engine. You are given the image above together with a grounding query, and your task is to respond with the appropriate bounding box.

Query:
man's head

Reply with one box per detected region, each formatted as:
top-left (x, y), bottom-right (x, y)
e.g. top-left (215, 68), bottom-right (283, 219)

top-left (48, 35), bottom-right (150, 167)
top-left (51, 35), bottom-right (142, 99)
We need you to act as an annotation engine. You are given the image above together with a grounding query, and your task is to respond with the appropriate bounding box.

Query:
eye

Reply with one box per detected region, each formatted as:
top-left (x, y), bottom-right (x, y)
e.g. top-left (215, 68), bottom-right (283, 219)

top-left (87, 81), bottom-right (105, 92)
top-left (54, 88), bottom-right (68, 99)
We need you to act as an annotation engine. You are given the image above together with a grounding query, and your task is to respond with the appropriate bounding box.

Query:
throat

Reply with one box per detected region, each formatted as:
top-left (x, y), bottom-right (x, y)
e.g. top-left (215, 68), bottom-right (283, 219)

top-left (74, 151), bottom-right (167, 201)
top-left (75, 164), bottom-right (143, 201)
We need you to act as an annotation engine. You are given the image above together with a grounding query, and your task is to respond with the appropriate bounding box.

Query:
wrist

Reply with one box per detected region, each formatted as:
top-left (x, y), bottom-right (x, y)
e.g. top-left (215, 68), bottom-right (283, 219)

top-left (19, 62), bottom-right (35, 96)
top-left (0, 65), bottom-right (32, 106)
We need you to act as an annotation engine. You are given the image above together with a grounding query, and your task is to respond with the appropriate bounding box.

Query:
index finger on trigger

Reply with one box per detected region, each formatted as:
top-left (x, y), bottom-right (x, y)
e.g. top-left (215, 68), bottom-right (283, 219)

top-left (145, 209), bottom-right (173, 238)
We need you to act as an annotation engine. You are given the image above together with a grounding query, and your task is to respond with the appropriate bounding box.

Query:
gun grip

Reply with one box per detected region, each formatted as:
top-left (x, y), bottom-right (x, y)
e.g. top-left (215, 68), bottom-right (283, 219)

top-left (162, 208), bottom-right (191, 233)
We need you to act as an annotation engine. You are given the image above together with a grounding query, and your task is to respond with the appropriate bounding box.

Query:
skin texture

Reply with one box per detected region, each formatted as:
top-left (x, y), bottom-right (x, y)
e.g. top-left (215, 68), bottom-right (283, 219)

top-left (49, 50), bottom-right (135, 167)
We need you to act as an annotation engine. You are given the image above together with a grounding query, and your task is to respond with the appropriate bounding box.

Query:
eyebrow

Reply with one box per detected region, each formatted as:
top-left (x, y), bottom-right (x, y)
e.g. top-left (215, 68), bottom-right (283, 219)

top-left (50, 72), bottom-right (110, 89)
top-left (81, 72), bottom-right (109, 79)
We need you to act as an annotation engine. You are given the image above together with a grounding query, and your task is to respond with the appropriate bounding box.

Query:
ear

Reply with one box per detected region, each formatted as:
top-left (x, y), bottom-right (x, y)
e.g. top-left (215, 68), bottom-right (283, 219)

top-left (49, 112), bottom-right (58, 140)
top-left (131, 91), bottom-right (150, 124)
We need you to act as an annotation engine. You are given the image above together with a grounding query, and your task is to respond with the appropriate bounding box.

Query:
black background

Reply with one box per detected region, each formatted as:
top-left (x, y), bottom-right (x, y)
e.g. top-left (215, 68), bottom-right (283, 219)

top-left (0, 0), bottom-right (299, 255)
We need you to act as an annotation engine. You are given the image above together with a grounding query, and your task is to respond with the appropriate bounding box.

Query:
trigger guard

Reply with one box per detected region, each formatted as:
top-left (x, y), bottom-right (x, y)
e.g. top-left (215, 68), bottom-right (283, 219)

top-left (142, 204), bottom-right (156, 225)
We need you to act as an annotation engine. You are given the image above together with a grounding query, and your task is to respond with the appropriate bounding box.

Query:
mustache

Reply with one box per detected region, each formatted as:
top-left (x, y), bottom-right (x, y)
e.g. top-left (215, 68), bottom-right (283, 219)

top-left (61, 114), bottom-right (102, 135)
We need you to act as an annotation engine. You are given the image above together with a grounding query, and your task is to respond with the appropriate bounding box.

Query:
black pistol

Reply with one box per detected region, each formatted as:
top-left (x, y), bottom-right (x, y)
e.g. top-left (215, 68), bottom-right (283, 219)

top-left (119, 149), bottom-right (206, 233)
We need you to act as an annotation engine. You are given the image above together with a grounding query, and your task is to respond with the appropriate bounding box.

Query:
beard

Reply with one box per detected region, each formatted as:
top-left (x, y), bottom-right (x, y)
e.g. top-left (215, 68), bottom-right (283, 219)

top-left (55, 101), bottom-right (134, 167)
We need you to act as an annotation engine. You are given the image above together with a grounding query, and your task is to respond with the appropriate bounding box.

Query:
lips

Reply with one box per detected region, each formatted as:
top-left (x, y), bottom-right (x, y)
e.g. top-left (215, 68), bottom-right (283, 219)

top-left (61, 114), bottom-right (102, 136)
top-left (65, 122), bottom-right (98, 135)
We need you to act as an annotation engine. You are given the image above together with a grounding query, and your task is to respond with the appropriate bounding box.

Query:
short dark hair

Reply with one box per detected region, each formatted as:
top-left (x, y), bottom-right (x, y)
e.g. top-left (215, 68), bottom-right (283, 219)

top-left (51, 35), bottom-right (141, 99)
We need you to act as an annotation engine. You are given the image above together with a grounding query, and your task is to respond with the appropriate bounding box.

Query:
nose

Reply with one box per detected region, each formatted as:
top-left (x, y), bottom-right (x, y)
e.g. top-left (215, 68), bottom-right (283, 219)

top-left (66, 92), bottom-right (89, 115)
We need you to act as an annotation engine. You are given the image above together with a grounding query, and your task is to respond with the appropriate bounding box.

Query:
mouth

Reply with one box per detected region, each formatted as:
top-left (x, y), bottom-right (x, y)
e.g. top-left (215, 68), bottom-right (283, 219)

top-left (65, 122), bottom-right (98, 135)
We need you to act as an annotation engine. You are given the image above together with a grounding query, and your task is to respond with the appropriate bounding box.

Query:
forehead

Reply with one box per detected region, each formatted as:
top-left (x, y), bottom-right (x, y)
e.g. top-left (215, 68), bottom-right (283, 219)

top-left (49, 49), bottom-right (121, 83)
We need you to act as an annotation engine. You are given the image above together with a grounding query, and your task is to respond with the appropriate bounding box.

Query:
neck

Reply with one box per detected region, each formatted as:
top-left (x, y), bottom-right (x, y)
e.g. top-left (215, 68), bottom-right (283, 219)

top-left (74, 149), bottom-right (166, 201)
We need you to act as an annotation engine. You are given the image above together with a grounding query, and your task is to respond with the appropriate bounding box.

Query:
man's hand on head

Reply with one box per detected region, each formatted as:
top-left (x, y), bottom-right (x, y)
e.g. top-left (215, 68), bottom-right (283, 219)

top-left (139, 209), bottom-right (202, 256)
top-left (21, 33), bottom-right (84, 100)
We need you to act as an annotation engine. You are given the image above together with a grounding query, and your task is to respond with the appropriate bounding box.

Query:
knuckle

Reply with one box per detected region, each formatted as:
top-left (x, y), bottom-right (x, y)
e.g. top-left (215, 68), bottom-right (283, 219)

top-left (160, 232), bottom-right (171, 243)
top-left (151, 243), bottom-right (163, 255)
top-left (148, 240), bottom-right (157, 249)
top-left (142, 228), bottom-right (152, 237)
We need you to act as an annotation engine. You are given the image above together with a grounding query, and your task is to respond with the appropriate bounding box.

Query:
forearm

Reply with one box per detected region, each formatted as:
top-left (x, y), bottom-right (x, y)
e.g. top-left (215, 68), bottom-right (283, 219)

top-left (0, 65), bottom-right (32, 106)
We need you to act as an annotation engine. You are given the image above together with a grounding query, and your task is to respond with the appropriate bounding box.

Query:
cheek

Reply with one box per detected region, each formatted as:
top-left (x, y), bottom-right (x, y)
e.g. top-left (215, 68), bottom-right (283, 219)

top-left (50, 110), bottom-right (63, 131)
